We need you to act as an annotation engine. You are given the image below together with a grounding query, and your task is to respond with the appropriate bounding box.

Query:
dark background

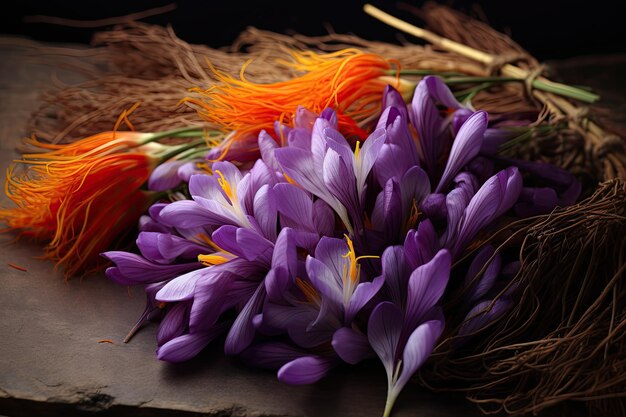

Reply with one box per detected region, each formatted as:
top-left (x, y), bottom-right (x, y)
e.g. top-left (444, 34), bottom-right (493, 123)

top-left (1, 0), bottom-right (624, 61)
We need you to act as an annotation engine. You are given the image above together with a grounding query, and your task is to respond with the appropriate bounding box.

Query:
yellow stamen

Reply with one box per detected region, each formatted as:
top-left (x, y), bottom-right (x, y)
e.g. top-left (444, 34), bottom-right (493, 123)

top-left (214, 169), bottom-right (235, 201)
top-left (404, 198), bottom-right (421, 232)
top-left (198, 253), bottom-right (230, 266)
top-left (341, 234), bottom-right (379, 284)
top-left (296, 277), bottom-right (320, 305)
top-left (354, 140), bottom-right (362, 161)
top-left (282, 172), bottom-right (300, 188)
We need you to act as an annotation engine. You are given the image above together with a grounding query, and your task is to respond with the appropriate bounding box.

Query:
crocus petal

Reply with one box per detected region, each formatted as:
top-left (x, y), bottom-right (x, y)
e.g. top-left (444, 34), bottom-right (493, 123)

top-left (259, 129), bottom-right (280, 170)
top-left (240, 342), bottom-right (306, 370)
top-left (156, 267), bottom-right (206, 302)
top-left (263, 302), bottom-right (332, 348)
top-left (157, 302), bottom-right (190, 345)
top-left (252, 184), bottom-right (277, 241)
top-left (224, 284), bottom-right (266, 355)
top-left (148, 160), bottom-right (185, 191)
top-left (102, 251), bottom-right (201, 285)
top-left (425, 75), bottom-right (464, 110)
top-left (405, 249), bottom-right (451, 329)
top-left (452, 167), bottom-right (522, 256)
top-left (189, 270), bottom-right (236, 332)
top-left (514, 187), bottom-right (559, 217)
top-left (156, 322), bottom-right (229, 363)
top-left (313, 236), bottom-right (349, 285)
top-left (323, 148), bottom-right (360, 222)
top-left (159, 199), bottom-right (235, 229)
top-left (137, 232), bottom-right (206, 264)
top-left (380, 245), bottom-right (408, 308)
top-left (345, 274), bottom-right (385, 324)
top-left (274, 147), bottom-right (339, 210)
top-left (395, 317), bottom-right (445, 391)
top-left (312, 199), bottom-right (335, 237)
top-left (355, 127), bottom-right (386, 197)
top-left (278, 356), bottom-right (336, 385)
top-left (403, 219), bottom-right (439, 271)
top-left (305, 256), bottom-right (343, 307)
top-left (435, 111), bottom-right (487, 193)
top-left (410, 79), bottom-right (444, 176)
top-left (463, 245), bottom-right (501, 305)
top-left (381, 84), bottom-right (409, 119)
top-left (332, 327), bottom-right (374, 365)
top-left (177, 160), bottom-right (206, 183)
top-left (294, 105), bottom-right (319, 131)
top-left (368, 301), bottom-right (403, 378)
top-left (273, 182), bottom-right (315, 232)
top-left (212, 225), bottom-right (273, 264)
top-left (456, 298), bottom-right (512, 344)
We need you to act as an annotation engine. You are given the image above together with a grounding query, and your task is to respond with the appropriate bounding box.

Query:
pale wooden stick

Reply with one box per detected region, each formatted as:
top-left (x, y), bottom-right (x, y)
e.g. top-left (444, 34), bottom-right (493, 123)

top-left (363, 3), bottom-right (624, 179)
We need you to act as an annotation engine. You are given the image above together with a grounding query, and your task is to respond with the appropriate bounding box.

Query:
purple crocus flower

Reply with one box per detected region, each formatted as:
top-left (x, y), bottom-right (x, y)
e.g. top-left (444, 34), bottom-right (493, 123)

top-left (409, 76), bottom-right (466, 179)
top-left (368, 248), bottom-right (451, 417)
top-left (448, 167), bottom-right (523, 257)
top-left (273, 110), bottom-right (386, 236)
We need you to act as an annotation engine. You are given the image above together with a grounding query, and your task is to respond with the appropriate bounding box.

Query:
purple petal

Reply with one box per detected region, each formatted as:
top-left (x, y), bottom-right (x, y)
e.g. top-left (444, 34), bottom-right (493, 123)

top-left (405, 249), bottom-right (451, 329)
top-left (456, 298), bottom-right (512, 342)
top-left (148, 160), bottom-right (185, 191)
top-left (380, 245), bottom-right (409, 307)
top-left (156, 267), bottom-right (206, 302)
top-left (368, 301), bottom-right (403, 377)
top-left (463, 245), bottom-right (501, 305)
top-left (224, 283), bottom-right (266, 355)
top-left (313, 237), bottom-right (349, 287)
top-left (425, 75), bottom-right (463, 110)
top-left (435, 111), bottom-right (487, 193)
top-left (312, 199), bottom-right (335, 237)
top-left (345, 274), bottom-right (385, 324)
top-left (156, 322), bottom-right (229, 363)
top-left (294, 105), bottom-right (319, 131)
top-left (514, 187), bottom-right (559, 217)
top-left (403, 219), bottom-right (439, 271)
top-left (381, 84), bottom-right (409, 119)
top-left (395, 317), bottom-right (445, 390)
top-left (157, 302), bottom-right (190, 345)
top-left (212, 225), bottom-right (273, 264)
top-left (102, 251), bottom-right (201, 285)
top-left (452, 167), bottom-right (522, 256)
top-left (278, 356), bottom-right (336, 385)
top-left (331, 327), bottom-right (374, 365)
top-left (159, 199), bottom-right (234, 229)
top-left (240, 342), bottom-right (306, 370)
top-left (137, 232), bottom-right (207, 264)
top-left (323, 148), bottom-right (360, 220)
top-left (252, 184), bottom-right (277, 241)
top-left (259, 129), bottom-right (280, 170)
top-left (273, 182), bottom-right (315, 232)
top-left (305, 256), bottom-right (343, 307)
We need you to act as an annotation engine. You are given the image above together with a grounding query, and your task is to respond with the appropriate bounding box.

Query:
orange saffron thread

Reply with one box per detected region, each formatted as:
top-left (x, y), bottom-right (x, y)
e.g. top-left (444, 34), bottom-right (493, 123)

top-left (183, 49), bottom-right (398, 145)
top-left (0, 131), bottom-right (158, 278)
top-left (7, 262), bottom-right (27, 271)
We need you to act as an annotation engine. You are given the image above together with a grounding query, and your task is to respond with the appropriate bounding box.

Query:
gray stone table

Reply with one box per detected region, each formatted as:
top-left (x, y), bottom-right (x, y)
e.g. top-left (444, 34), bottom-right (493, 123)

top-left (0, 38), bottom-right (623, 417)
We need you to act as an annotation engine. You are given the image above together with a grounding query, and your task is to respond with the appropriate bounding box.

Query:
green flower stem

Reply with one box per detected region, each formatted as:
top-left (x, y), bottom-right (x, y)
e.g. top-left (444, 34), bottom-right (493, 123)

top-left (386, 70), bottom-right (600, 103)
top-left (157, 138), bottom-right (209, 162)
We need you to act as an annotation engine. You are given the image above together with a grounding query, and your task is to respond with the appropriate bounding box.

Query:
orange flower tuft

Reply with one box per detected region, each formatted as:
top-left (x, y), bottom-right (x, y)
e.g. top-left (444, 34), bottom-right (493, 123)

top-left (183, 49), bottom-right (401, 147)
top-left (0, 131), bottom-right (160, 278)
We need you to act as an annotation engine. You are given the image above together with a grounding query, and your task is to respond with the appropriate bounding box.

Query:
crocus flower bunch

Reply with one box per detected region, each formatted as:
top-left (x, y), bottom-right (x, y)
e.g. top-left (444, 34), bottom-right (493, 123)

top-left (103, 76), bottom-right (580, 417)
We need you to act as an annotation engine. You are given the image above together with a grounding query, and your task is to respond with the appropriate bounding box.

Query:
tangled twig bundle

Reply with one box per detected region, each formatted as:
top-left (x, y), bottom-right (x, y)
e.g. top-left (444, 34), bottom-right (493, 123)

top-left (422, 179), bottom-right (626, 416)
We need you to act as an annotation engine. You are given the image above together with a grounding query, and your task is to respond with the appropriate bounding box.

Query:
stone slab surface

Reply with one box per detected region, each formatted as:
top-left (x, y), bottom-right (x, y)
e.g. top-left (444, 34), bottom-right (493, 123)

top-left (0, 38), bottom-right (623, 417)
